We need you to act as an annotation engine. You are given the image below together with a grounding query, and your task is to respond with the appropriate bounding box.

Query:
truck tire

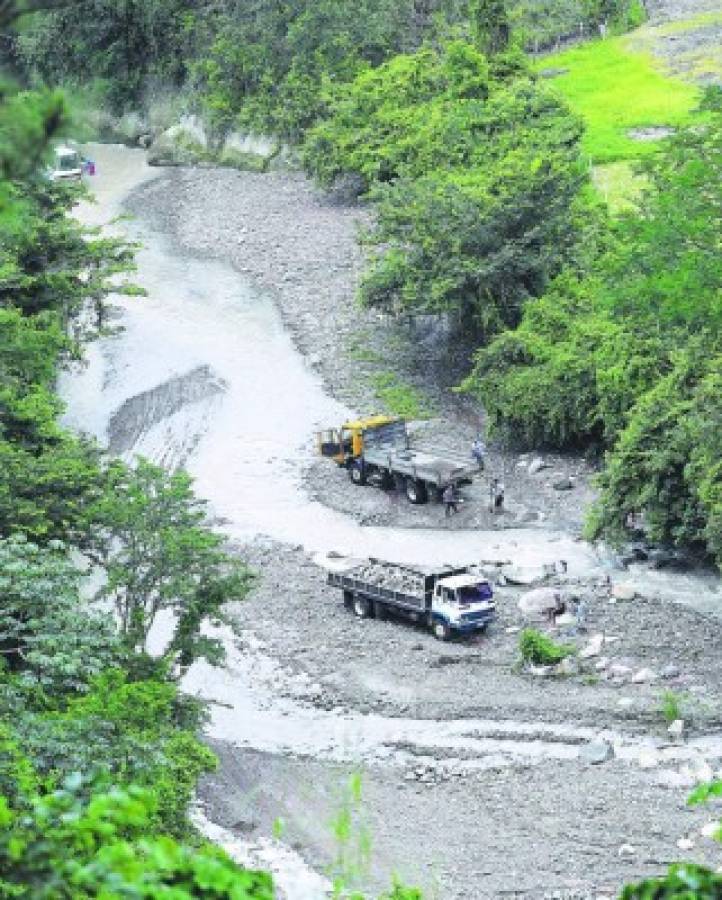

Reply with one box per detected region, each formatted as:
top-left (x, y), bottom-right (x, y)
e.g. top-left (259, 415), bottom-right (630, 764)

top-left (374, 600), bottom-right (386, 620)
top-left (433, 620), bottom-right (451, 641)
top-left (353, 595), bottom-right (372, 618)
top-left (348, 461), bottom-right (367, 486)
top-left (343, 590), bottom-right (354, 610)
top-left (405, 478), bottom-right (428, 505)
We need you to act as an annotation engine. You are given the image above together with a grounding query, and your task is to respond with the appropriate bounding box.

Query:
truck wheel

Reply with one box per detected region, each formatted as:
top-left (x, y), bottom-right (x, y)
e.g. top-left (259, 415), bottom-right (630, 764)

top-left (405, 478), bottom-right (428, 505)
top-left (374, 601), bottom-right (386, 620)
top-left (353, 596), bottom-right (372, 618)
top-left (348, 461), bottom-right (367, 486)
top-left (343, 590), bottom-right (354, 610)
top-left (379, 471), bottom-right (394, 491)
top-left (433, 620), bottom-right (451, 641)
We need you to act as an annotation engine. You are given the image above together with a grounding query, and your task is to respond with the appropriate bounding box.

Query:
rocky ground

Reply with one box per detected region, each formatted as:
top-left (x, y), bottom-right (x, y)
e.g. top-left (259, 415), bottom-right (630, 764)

top-left (194, 543), bottom-right (722, 899)
top-left (124, 154), bottom-right (722, 900)
top-left (128, 168), bottom-right (598, 535)
top-left (121, 158), bottom-right (722, 898)
top-left (221, 542), bottom-right (722, 731)
top-left (117, 7), bottom-right (722, 891)
top-left (633, 0), bottom-right (722, 84)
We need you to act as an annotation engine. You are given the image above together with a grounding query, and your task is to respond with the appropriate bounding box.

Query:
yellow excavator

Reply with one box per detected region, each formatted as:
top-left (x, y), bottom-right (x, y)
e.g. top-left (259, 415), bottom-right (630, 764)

top-left (316, 416), bottom-right (480, 504)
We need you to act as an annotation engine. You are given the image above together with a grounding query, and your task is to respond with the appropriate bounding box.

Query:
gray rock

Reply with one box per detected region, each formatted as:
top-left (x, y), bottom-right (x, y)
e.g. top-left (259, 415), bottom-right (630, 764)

top-left (627, 126), bottom-right (676, 142)
top-left (518, 586), bottom-right (563, 619)
top-left (661, 663), bottom-right (681, 680)
top-left (552, 476), bottom-right (574, 491)
top-left (528, 457), bottom-right (549, 475)
top-left (667, 719), bottom-right (685, 738)
top-left (580, 740), bottom-right (614, 765)
top-left (116, 111), bottom-right (148, 144)
top-left (579, 634), bottom-right (605, 659)
top-left (632, 667), bottom-right (659, 684)
top-left (612, 581), bottom-right (637, 601)
top-left (609, 663), bottom-right (633, 679)
top-left (556, 656), bottom-right (580, 676)
top-left (148, 119), bottom-right (210, 167)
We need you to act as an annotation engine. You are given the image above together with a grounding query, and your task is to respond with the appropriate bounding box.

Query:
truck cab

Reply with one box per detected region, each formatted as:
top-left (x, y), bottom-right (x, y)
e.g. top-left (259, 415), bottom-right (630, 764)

top-left (430, 574), bottom-right (495, 640)
top-left (49, 145), bottom-right (83, 182)
top-left (316, 415), bottom-right (397, 465)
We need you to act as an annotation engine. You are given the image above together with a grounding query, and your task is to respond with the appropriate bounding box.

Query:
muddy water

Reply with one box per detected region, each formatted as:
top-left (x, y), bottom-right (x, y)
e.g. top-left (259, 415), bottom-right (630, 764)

top-left (61, 146), bottom-right (606, 574)
top-left (61, 146), bottom-right (722, 894)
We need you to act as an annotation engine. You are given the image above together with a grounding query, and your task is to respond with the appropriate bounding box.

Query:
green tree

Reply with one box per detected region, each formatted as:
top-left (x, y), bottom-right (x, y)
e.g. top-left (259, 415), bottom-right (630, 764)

top-left (469, 0), bottom-right (510, 55)
top-left (89, 458), bottom-right (254, 669)
top-left (465, 90), bottom-right (722, 564)
top-left (305, 42), bottom-right (586, 336)
top-left (0, 534), bottom-right (119, 694)
top-left (0, 776), bottom-right (274, 898)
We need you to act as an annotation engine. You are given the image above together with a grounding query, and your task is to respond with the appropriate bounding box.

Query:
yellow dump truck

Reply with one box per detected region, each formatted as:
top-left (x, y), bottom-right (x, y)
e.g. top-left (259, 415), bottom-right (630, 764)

top-left (316, 416), bottom-right (480, 504)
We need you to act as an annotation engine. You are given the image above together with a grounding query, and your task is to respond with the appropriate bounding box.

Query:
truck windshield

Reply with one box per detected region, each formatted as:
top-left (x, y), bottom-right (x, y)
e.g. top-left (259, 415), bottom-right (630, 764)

top-left (457, 584), bottom-right (492, 604)
top-left (57, 152), bottom-right (80, 171)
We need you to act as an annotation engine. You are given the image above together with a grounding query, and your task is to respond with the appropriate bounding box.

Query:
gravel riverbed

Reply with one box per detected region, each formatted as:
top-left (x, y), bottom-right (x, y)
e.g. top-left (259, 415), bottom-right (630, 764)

top-left (104, 15), bottom-right (722, 891)
top-left (120, 169), bottom-right (722, 897)
top-left (127, 168), bottom-right (597, 534)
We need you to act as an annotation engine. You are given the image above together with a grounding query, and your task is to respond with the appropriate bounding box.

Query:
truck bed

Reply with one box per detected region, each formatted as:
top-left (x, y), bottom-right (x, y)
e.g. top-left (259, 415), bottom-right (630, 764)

top-left (362, 446), bottom-right (478, 486)
top-left (328, 569), bottom-right (427, 611)
top-left (327, 559), bottom-right (468, 613)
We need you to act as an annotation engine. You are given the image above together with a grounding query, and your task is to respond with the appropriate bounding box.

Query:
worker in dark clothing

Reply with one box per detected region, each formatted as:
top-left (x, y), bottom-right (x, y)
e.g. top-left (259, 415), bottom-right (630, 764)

top-left (495, 480), bottom-right (505, 511)
top-left (489, 478), bottom-right (505, 513)
top-left (471, 436), bottom-right (486, 470)
top-left (442, 483), bottom-right (458, 518)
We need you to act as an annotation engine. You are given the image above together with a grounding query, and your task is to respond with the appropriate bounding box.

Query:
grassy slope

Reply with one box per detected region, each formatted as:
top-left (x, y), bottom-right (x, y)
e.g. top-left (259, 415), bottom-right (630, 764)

top-left (536, 36), bottom-right (700, 164)
top-left (534, 18), bottom-right (713, 209)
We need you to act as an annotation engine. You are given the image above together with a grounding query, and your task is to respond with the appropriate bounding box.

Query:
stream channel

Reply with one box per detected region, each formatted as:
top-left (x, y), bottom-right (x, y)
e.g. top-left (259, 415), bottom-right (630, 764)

top-left (60, 145), bottom-right (722, 897)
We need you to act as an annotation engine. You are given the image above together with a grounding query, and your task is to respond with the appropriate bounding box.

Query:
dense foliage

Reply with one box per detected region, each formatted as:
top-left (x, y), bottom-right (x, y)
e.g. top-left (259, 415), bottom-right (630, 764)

top-left (13, 0), bottom-right (644, 131)
top-left (464, 89), bottom-right (722, 563)
top-left (0, 4), bottom-right (264, 892)
top-left (0, 777), bottom-right (273, 898)
top-left (519, 627), bottom-right (573, 664)
top-left (14, 0), bottom-right (202, 112)
top-left (305, 41), bottom-right (588, 338)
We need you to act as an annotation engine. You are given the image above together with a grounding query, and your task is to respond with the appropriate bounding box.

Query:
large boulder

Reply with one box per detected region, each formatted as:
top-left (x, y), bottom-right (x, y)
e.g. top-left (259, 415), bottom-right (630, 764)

top-left (219, 131), bottom-right (280, 172)
top-left (503, 565), bottom-right (547, 586)
top-left (115, 111), bottom-right (148, 146)
top-left (580, 739), bottom-right (614, 765)
top-left (147, 117), bottom-right (209, 167)
top-left (528, 457), bottom-right (549, 475)
top-left (612, 581), bottom-right (638, 601)
top-left (518, 586), bottom-right (563, 620)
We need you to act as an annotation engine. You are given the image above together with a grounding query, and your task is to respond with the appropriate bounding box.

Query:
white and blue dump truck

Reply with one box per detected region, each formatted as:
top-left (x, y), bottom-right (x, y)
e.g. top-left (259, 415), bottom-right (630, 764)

top-left (327, 558), bottom-right (495, 641)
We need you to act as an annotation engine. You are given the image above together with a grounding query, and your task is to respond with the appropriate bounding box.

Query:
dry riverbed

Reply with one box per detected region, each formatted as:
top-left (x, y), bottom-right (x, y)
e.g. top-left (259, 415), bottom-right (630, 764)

top-left (120, 167), bottom-right (722, 896)
top-left (128, 167), bottom-right (597, 534)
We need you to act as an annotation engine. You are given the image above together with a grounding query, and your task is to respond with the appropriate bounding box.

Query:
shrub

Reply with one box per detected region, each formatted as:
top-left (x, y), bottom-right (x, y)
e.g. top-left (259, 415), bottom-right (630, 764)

top-left (519, 628), bottom-right (574, 665)
top-left (658, 690), bottom-right (683, 724)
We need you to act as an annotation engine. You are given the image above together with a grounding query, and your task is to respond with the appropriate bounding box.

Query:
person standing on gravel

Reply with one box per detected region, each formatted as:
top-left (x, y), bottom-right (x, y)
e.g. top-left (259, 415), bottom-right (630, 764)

top-left (472, 436), bottom-right (486, 470)
top-left (442, 483), bottom-right (458, 517)
top-left (489, 478), bottom-right (504, 513)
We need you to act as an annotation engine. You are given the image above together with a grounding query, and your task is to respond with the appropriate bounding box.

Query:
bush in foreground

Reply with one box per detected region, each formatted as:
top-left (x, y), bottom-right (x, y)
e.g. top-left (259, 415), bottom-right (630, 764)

top-left (519, 628), bottom-right (573, 665)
